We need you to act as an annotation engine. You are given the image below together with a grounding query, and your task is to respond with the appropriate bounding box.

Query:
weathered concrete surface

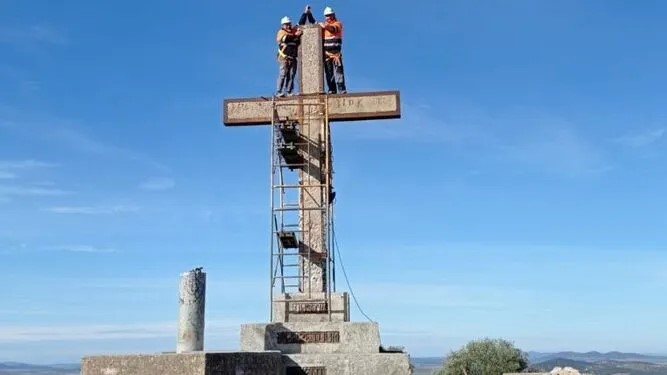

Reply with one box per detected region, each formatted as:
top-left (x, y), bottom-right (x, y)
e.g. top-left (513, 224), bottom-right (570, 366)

top-left (272, 292), bottom-right (349, 323)
top-left (240, 322), bottom-right (380, 354)
top-left (177, 268), bottom-right (206, 353)
top-left (285, 353), bottom-right (412, 375)
top-left (81, 351), bottom-right (284, 375)
top-left (298, 25), bottom-right (324, 94)
top-left (296, 24), bottom-right (328, 295)
top-left (223, 91), bottom-right (401, 125)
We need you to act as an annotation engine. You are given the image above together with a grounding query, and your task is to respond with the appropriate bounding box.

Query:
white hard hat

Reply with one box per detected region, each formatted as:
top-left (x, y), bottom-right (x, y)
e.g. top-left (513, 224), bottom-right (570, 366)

top-left (323, 6), bottom-right (334, 16)
top-left (281, 16), bottom-right (291, 24)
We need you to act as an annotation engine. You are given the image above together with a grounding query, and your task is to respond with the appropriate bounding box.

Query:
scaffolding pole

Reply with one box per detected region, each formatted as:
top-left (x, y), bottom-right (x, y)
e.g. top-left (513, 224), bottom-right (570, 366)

top-left (268, 95), bottom-right (336, 322)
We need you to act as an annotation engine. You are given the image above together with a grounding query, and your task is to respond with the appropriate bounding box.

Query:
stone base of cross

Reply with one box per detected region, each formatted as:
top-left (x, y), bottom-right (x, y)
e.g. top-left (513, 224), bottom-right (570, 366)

top-left (222, 25), bottom-right (401, 323)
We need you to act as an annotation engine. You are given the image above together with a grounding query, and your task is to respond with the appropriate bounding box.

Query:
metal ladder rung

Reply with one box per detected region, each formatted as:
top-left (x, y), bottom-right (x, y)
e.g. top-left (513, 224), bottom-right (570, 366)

top-left (273, 184), bottom-right (328, 188)
top-left (278, 163), bottom-right (308, 168)
top-left (273, 207), bottom-right (326, 212)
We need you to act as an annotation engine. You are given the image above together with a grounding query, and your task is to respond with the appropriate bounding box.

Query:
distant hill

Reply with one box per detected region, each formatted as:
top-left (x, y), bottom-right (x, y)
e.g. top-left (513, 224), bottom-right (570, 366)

top-left (411, 357), bottom-right (445, 375)
top-left (0, 362), bottom-right (79, 374)
top-left (528, 352), bottom-right (667, 365)
top-left (409, 352), bottom-right (667, 375)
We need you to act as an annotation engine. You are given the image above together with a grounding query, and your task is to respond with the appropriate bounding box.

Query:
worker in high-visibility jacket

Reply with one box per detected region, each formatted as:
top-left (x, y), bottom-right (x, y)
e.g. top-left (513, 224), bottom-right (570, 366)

top-left (320, 6), bottom-right (346, 94)
top-left (275, 16), bottom-right (302, 97)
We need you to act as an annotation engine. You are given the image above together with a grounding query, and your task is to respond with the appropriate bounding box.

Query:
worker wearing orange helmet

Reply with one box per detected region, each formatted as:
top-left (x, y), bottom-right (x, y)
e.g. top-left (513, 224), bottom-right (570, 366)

top-left (298, 5), bottom-right (347, 94)
top-left (275, 16), bottom-right (302, 97)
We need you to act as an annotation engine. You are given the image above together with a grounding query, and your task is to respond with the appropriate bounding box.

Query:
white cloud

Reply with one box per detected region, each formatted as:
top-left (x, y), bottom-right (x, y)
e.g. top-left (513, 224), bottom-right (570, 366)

top-left (499, 122), bottom-right (610, 177)
top-left (0, 112), bottom-right (168, 172)
top-left (0, 308), bottom-right (51, 316)
top-left (46, 127), bottom-right (169, 172)
top-left (0, 243), bottom-right (117, 255)
top-left (0, 25), bottom-right (68, 46)
top-left (350, 282), bottom-right (531, 311)
top-left (139, 177), bottom-right (175, 191)
top-left (46, 205), bottom-right (139, 215)
top-left (613, 128), bottom-right (666, 148)
top-left (72, 277), bottom-right (174, 290)
top-left (0, 160), bottom-right (63, 201)
top-left (50, 128), bottom-right (167, 170)
top-left (53, 277), bottom-right (264, 294)
top-left (0, 319), bottom-right (241, 343)
top-left (334, 102), bottom-right (490, 145)
top-left (0, 159), bottom-right (58, 181)
top-left (0, 159), bottom-right (58, 169)
top-left (0, 185), bottom-right (69, 197)
top-left (47, 245), bottom-right (117, 254)
top-left (336, 103), bottom-right (608, 177)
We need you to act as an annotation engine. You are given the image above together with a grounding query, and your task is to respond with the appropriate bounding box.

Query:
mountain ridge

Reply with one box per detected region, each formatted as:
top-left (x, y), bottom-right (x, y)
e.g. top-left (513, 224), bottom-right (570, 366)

top-left (527, 351), bottom-right (667, 364)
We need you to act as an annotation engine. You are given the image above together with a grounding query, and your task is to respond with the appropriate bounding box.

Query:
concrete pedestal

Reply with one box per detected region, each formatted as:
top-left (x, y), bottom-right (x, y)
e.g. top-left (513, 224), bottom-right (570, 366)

top-left (285, 353), bottom-right (412, 375)
top-left (240, 322), bottom-right (380, 354)
top-left (239, 321), bottom-right (412, 374)
top-left (272, 292), bottom-right (350, 323)
top-left (177, 268), bottom-right (206, 353)
top-left (81, 351), bottom-right (284, 375)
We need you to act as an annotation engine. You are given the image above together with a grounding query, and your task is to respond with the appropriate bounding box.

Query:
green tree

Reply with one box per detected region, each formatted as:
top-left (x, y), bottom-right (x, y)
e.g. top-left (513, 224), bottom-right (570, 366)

top-left (434, 338), bottom-right (528, 375)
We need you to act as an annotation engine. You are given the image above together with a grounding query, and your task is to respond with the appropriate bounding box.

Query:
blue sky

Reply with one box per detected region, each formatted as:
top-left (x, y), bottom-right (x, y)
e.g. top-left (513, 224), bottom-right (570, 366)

top-left (1, 0), bottom-right (667, 364)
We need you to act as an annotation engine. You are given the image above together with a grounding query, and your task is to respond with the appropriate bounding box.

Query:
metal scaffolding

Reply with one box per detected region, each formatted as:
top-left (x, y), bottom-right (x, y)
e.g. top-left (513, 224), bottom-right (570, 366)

top-left (268, 95), bottom-right (336, 321)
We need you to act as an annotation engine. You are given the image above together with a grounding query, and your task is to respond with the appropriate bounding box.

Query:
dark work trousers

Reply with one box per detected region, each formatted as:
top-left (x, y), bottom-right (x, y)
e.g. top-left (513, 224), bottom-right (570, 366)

top-left (324, 53), bottom-right (346, 94)
top-left (276, 56), bottom-right (297, 94)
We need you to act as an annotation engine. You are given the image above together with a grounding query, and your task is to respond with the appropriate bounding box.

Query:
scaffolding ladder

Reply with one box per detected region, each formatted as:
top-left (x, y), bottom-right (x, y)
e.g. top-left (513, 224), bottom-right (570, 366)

top-left (268, 95), bottom-right (337, 321)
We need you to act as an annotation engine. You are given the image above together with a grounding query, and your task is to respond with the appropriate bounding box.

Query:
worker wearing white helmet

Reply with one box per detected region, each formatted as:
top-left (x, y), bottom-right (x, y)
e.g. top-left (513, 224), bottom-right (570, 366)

top-left (296, 5), bottom-right (347, 94)
top-left (275, 15), bottom-right (303, 97)
top-left (320, 6), bottom-right (346, 94)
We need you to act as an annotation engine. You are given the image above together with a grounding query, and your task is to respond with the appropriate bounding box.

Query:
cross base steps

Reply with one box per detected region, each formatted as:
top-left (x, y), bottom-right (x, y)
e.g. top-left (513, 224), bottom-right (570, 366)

top-left (80, 350), bottom-right (412, 375)
top-left (285, 353), bottom-right (412, 375)
top-left (273, 292), bottom-right (350, 322)
top-left (239, 321), bottom-right (412, 374)
top-left (240, 322), bottom-right (380, 354)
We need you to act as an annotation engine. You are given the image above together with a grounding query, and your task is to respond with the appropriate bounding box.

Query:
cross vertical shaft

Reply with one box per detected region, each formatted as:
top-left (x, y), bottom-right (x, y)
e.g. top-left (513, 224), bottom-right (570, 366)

top-left (297, 25), bottom-right (328, 295)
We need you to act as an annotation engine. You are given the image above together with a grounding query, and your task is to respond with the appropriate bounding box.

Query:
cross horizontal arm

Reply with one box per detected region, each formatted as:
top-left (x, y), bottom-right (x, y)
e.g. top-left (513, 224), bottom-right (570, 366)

top-left (222, 90), bottom-right (401, 126)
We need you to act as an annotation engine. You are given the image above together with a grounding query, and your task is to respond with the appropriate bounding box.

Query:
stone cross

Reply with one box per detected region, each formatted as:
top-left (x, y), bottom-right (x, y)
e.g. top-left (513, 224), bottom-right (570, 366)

top-left (222, 25), bottom-right (401, 301)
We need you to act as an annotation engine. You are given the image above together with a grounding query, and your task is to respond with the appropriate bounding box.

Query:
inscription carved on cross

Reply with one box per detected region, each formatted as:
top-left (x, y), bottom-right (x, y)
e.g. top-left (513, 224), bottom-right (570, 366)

top-left (221, 25), bottom-right (401, 301)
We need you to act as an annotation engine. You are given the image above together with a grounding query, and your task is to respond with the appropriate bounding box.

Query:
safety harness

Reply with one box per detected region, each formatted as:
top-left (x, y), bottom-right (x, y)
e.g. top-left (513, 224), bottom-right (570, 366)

top-left (277, 47), bottom-right (294, 60)
top-left (325, 51), bottom-right (342, 65)
top-left (277, 28), bottom-right (298, 61)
